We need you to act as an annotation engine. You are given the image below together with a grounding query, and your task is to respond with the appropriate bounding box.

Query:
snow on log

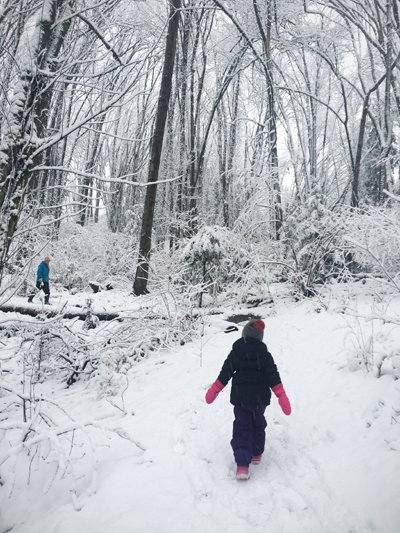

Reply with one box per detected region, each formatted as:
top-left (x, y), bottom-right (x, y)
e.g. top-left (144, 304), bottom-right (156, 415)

top-left (0, 304), bottom-right (119, 321)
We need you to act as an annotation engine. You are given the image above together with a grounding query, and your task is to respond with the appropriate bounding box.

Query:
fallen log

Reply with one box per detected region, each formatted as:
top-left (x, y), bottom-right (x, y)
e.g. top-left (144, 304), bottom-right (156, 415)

top-left (0, 304), bottom-right (119, 321)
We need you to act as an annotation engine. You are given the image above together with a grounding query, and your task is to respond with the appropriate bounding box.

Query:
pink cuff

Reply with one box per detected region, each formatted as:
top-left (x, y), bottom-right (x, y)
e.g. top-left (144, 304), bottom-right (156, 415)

top-left (214, 379), bottom-right (225, 392)
top-left (272, 384), bottom-right (284, 395)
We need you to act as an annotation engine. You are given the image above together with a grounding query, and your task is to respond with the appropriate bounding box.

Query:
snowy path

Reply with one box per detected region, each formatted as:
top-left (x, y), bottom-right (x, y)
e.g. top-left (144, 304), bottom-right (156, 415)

top-left (2, 299), bottom-right (400, 533)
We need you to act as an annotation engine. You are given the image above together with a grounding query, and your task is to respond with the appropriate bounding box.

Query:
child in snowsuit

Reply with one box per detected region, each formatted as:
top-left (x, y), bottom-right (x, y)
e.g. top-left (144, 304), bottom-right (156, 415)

top-left (205, 319), bottom-right (291, 480)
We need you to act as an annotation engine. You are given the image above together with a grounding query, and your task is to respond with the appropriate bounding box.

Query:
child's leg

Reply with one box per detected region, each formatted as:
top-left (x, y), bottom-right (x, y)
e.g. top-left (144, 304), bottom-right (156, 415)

top-left (231, 406), bottom-right (253, 467)
top-left (252, 405), bottom-right (267, 457)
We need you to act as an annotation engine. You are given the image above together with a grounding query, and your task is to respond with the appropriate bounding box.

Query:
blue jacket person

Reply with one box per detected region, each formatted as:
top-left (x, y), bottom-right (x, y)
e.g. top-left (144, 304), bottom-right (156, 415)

top-left (28, 256), bottom-right (51, 304)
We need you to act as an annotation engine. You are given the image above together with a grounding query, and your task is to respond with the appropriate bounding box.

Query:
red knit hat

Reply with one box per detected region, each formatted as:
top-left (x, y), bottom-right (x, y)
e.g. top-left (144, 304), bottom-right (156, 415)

top-left (242, 319), bottom-right (265, 341)
top-left (253, 320), bottom-right (265, 331)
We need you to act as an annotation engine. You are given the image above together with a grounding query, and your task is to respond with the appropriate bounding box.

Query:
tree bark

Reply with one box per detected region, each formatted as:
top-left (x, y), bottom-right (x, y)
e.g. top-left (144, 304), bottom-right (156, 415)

top-left (133, 0), bottom-right (181, 295)
top-left (80, 118), bottom-right (105, 226)
top-left (253, 0), bottom-right (282, 239)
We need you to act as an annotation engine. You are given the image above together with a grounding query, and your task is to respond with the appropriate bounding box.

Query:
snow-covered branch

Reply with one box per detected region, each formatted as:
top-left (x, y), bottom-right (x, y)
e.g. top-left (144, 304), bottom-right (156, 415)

top-left (30, 166), bottom-right (183, 186)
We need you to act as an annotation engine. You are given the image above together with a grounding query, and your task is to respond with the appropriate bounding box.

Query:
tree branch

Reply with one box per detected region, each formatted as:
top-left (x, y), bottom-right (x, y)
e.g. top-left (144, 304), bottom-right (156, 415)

top-left (77, 13), bottom-right (124, 66)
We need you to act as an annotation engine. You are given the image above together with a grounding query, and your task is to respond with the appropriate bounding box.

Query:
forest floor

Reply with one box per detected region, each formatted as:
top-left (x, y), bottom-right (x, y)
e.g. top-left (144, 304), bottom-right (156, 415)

top-left (1, 280), bottom-right (400, 533)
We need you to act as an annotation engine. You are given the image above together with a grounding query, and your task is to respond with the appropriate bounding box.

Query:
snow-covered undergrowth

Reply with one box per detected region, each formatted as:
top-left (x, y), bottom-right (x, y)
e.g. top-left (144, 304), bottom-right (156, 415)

top-left (1, 280), bottom-right (400, 533)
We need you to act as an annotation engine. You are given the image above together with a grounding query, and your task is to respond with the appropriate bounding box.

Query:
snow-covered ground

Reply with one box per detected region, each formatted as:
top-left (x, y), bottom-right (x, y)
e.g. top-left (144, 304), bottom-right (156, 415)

top-left (1, 282), bottom-right (400, 533)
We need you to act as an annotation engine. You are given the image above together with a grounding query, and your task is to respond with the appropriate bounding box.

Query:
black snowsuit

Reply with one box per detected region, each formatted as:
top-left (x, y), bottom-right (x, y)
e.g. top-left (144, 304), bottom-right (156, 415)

top-left (217, 336), bottom-right (283, 467)
top-left (217, 337), bottom-right (282, 405)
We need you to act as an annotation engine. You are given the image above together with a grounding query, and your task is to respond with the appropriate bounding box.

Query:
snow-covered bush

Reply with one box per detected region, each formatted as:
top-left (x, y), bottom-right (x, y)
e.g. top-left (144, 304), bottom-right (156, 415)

top-left (2, 215), bottom-right (138, 301)
top-left (88, 315), bottom-right (200, 399)
top-left (0, 371), bottom-right (129, 509)
top-left (0, 317), bottom-right (129, 508)
top-left (343, 198), bottom-right (400, 291)
top-left (47, 218), bottom-right (138, 291)
top-left (343, 315), bottom-right (375, 372)
top-left (9, 316), bottom-right (95, 386)
top-left (84, 259), bottom-right (211, 397)
top-left (83, 298), bottom-right (99, 330)
top-left (89, 348), bottom-right (127, 398)
top-left (341, 294), bottom-right (400, 377)
top-left (180, 226), bottom-right (226, 288)
top-left (178, 224), bottom-right (270, 306)
top-left (221, 256), bottom-right (275, 309)
top-left (392, 356), bottom-right (400, 379)
top-left (0, 213), bottom-right (54, 303)
top-left (344, 317), bottom-right (400, 376)
top-left (278, 195), bottom-right (360, 296)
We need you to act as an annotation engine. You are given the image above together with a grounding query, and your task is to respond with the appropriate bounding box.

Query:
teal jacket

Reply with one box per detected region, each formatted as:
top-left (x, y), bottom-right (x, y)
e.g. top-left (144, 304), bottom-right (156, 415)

top-left (36, 262), bottom-right (50, 282)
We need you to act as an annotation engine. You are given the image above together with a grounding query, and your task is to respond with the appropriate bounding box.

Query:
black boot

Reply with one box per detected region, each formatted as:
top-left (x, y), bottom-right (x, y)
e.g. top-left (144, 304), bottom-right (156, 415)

top-left (44, 295), bottom-right (50, 305)
top-left (28, 296), bottom-right (33, 303)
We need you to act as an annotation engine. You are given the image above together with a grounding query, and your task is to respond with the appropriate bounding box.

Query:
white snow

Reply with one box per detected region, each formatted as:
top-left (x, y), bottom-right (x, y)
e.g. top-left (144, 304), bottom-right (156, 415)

top-left (1, 282), bottom-right (400, 533)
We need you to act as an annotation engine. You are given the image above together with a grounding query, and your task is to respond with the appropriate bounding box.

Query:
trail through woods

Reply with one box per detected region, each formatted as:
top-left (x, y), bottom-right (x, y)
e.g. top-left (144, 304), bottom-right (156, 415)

top-left (1, 287), bottom-right (400, 533)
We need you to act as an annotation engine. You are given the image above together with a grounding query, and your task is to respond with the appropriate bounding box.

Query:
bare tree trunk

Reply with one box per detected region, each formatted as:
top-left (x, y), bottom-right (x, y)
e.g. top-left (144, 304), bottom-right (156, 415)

top-left (253, 0), bottom-right (282, 239)
top-left (383, 0), bottom-right (394, 190)
top-left (217, 99), bottom-right (228, 221)
top-left (133, 0), bottom-right (181, 295)
top-left (188, 12), bottom-right (209, 232)
top-left (80, 118), bottom-right (104, 226)
top-left (217, 72), bottom-right (240, 228)
top-left (225, 72), bottom-right (240, 227)
top-left (177, 6), bottom-right (191, 221)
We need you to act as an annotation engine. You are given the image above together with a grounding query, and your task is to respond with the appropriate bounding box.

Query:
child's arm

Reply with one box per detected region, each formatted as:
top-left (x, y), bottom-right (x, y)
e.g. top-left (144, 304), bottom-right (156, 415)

top-left (205, 351), bottom-right (234, 404)
top-left (264, 351), bottom-right (291, 415)
top-left (205, 379), bottom-right (225, 404)
top-left (272, 384), bottom-right (291, 415)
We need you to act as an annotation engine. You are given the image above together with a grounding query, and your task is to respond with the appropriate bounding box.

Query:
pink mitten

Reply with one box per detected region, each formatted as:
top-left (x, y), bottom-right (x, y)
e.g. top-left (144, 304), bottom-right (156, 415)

top-left (205, 379), bottom-right (225, 404)
top-left (272, 384), bottom-right (291, 415)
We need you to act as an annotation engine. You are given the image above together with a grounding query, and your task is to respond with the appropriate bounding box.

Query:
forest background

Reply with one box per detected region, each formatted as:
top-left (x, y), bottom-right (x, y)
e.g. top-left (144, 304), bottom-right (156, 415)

top-left (1, 0), bottom-right (400, 301)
